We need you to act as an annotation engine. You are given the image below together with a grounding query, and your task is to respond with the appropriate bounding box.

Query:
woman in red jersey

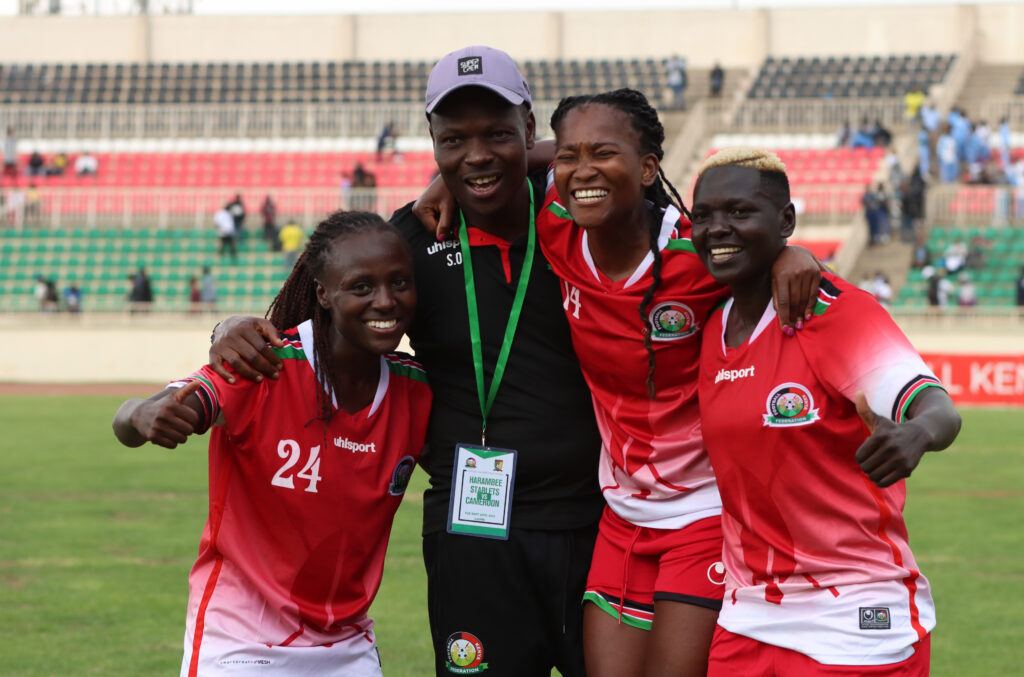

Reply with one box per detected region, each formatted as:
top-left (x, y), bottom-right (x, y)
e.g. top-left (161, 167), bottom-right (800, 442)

top-left (113, 211), bottom-right (431, 677)
top-left (691, 148), bottom-right (960, 676)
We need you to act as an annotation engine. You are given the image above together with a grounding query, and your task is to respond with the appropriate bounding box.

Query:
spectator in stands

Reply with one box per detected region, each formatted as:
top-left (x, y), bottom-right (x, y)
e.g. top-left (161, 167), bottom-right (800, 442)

top-left (75, 151), bottom-right (98, 177)
top-left (260, 194), bottom-right (278, 250)
top-left (35, 275), bottom-right (58, 312)
top-left (998, 116), bottom-right (1012, 173)
top-left (920, 101), bottom-right (941, 135)
top-left (949, 108), bottom-right (971, 165)
top-left (937, 124), bottom-right (958, 183)
top-left (912, 240), bottom-right (932, 269)
top-left (1017, 267), bottom-right (1024, 307)
top-left (836, 121), bottom-right (852, 148)
top-left (871, 271), bottom-right (893, 309)
top-left (226, 193), bottom-right (246, 243)
top-left (871, 119), bottom-right (893, 148)
top-left (957, 272), bottom-right (977, 307)
top-left (927, 267), bottom-right (954, 307)
top-left (917, 126), bottom-right (932, 177)
top-left (850, 118), bottom-right (875, 148)
top-left (46, 152), bottom-right (67, 176)
top-left (966, 236), bottom-right (988, 270)
top-left (129, 266), bottom-right (154, 313)
top-left (2, 127), bottom-right (17, 182)
top-left (862, 182), bottom-right (890, 245)
top-left (338, 171), bottom-right (352, 208)
top-left (709, 62), bottom-right (724, 97)
top-left (63, 283), bottom-right (82, 313)
top-left (900, 167), bottom-right (926, 243)
top-left (350, 163), bottom-right (377, 212)
top-left (665, 54), bottom-right (687, 109)
top-left (24, 182), bottom-right (40, 223)
top-left (188, 276), bottom-right (201, 313)
top-left (200, 266), bottom-right (217, 311)
top-left (278, 218), bottom-right (304, 271)
top-left (27, 151), bottom-right (44, 177)
top-left (377, 120), bottom-right (398, 161)
top-left (214, 207), bottom-right (238, 262)
top-left (3, 187), bottom-right (25, 226)
top-left (904, 86), bottom-right (925, 119)
top-left (943, 238), bottom-right (968, 274)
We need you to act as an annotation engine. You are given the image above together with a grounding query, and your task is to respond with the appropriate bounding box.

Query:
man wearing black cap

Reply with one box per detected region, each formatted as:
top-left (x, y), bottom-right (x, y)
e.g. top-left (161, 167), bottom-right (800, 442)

top-left (208, 46), bottom-right (600, 677)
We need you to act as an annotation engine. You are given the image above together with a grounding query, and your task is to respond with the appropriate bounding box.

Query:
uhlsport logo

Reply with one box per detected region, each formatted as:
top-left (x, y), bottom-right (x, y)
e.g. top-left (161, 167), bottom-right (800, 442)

top-left (707, 561), bottom-right (726, 585)
top-left (446, 632), bottom-right (487, 674)
top-left (388, 455), bottom-right (415, 496)
top-left (763, 383), bottom-right (820, 427)
top-left (648, 301), bottom-right (698, 341)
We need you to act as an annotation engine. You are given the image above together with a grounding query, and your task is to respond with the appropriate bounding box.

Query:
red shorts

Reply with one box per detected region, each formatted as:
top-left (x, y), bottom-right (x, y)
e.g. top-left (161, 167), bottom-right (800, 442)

top-left (707, 627), bottom-right (931, 676)
top-left (583, 506), bottom-right (724, 630)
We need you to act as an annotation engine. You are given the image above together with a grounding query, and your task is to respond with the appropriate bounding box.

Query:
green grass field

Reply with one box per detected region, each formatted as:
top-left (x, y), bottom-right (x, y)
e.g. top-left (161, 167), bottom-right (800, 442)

top-left (1, 395), bottom-right (1021, 676)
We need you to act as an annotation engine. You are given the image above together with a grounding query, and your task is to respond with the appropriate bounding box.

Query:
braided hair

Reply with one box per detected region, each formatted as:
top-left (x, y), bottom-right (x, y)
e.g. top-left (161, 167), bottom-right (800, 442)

top-left (550, 88), bottom-right (685, 398)
top-left (266, 210), bottom-right (401, 421)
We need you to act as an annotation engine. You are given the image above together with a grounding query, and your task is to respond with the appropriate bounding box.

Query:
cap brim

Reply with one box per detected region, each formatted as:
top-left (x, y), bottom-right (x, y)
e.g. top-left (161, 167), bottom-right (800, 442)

top-left (425, 82), bottom-right (527, 114)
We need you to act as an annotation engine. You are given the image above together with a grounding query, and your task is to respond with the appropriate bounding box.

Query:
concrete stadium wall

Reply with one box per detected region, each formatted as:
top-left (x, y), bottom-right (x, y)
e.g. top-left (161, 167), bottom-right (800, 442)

top-left (1, 5), bottom-right (1023, 67)
top-left (0, 313), bottom-right (1018, 385)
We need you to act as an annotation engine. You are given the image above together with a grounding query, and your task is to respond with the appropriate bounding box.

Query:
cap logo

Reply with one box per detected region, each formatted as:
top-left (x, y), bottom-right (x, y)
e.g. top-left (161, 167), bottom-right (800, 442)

top-left (458, 56), bottom-right (482, 76)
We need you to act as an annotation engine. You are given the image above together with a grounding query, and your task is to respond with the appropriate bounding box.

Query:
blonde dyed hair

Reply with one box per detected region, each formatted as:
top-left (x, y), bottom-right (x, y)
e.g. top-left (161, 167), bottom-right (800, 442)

top-left (697, 147), bottom-right (787, 177)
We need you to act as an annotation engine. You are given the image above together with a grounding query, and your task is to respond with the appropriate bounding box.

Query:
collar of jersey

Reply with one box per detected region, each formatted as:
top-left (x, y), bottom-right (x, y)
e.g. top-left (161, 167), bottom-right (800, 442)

top-left (580, 203), bottom-right (681, 289)
top-left (297, 319), bottom-right (389, 418)
top-left (718, 298), bottom-right (777, 355)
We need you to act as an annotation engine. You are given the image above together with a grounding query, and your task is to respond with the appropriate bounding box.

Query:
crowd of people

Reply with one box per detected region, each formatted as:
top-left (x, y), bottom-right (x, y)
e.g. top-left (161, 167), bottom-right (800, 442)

top-left (103, 45), bottom-right (967, 677)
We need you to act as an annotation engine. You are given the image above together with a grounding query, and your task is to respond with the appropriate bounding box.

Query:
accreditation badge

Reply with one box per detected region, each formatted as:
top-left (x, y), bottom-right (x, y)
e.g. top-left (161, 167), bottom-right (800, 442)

top-left (447, 444), bottom-right (517, 540)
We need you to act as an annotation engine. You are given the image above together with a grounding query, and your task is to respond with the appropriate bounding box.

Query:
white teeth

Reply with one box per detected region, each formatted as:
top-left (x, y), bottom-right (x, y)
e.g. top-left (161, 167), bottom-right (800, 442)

top-left (710, 246), bottom-right (740, 262)
top-left (573, 188), bottom-right (608, 203)
top-left (366, 319), bottom-right (397, 330)
top-left (468, 176), bottom-right (498, 187)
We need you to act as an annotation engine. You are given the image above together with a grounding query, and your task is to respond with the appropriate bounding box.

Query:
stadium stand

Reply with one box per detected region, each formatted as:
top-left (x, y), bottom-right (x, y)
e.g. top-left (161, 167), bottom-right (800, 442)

top-left (748, 54), bottom-right (955, 99)
top-left (0, 59), bottom-right (673, 105)
top-left (896, 225), bottom-right (1024, 307)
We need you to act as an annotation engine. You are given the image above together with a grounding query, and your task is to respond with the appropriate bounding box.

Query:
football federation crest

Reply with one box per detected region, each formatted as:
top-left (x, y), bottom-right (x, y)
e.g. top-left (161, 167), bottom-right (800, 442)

top-left (648, 302), bottom-right (698, 341)
top-left (763, 383), bottom-right (820, 427)
top-left (388, 456), bottom-right (416, 496)
top-left (446, 632), bottom-right (487, 674)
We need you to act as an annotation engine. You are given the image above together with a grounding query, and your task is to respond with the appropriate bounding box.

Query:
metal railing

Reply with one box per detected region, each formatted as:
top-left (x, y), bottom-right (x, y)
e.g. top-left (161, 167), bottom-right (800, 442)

top-left (0, 101), bottom-right (563, 140)
top-left (728, 97), bottom-right (908, 133)
top-left (925, 183), bottom-right (1024, 227)
top-left (1, 187), bottom-right (424, 229)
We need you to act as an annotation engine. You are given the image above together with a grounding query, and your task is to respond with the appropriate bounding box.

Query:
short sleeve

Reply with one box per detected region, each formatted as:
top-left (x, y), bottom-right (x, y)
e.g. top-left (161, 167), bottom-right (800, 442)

top-left (168, 365), bottom-right (264, 436)
top-left (797, 280), bottom-right (944, 422)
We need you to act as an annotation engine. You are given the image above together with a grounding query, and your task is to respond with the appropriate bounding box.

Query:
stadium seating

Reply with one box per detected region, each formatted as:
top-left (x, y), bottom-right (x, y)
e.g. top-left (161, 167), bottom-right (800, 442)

top-left (705, 135), bottom-right (885, 215)
top-left (0, 226), bottom-right (286, 312)
top-left (4, 150), bottom-right (438, 189)
top-left (0, 58), bottom-right (669, 105)
top-left (748, 54), bottom-right (955, 99)
top-left (895, 225), bottom-right (1024, 307)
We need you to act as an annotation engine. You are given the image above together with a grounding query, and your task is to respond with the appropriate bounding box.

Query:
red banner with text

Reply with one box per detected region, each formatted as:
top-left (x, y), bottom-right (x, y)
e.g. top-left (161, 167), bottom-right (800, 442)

top-left (921, 353), bottom-right (1024, 407)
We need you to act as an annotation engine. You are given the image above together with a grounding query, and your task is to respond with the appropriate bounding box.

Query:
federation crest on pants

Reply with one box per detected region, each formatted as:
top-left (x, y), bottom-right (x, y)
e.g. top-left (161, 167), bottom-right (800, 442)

top-left (763, 383), bottom-right (820, 427)
top-left (445, 632), bottom-right (487, 674)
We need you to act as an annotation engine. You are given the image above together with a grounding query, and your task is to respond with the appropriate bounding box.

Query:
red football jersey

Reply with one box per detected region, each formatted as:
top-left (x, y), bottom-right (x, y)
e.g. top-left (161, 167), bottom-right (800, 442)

top-left (171, 320), bottom-right (430, 664)
top-left (699, 275), bottom-right (941, 665)
top-left (538, 176), bottom-right (727, 528)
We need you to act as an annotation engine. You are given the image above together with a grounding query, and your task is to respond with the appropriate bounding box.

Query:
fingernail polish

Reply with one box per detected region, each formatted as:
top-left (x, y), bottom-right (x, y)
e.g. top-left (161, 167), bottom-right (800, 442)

top-left (796, 319), bottom-right (804, 330)
top-left (438, 233), bottom-right (446, 242)
top-left (783, 326), bottom-right (795, 337)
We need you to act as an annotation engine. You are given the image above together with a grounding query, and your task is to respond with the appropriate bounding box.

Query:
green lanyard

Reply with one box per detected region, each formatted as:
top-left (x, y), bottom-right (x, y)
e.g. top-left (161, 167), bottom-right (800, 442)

top-left (458, 181), bottom-right (536, 446)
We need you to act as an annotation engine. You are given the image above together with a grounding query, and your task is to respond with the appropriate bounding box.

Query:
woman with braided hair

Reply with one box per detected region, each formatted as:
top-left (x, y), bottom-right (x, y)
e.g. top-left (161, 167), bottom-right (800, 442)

top-left (414, 88), bottom-right (822, 675)
top-left (112, 210), bottom-right (431, 676)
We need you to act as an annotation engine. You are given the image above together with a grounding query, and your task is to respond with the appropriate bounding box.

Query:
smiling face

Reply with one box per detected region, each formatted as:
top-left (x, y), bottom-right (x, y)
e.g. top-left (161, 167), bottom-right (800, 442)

top-left (552, 103), bottom-right (659, 231)
top-left (315, 229), bottom-right (416, 360)
top-left (428, 87), bottom-right (535, 225)
top-left (690, 165), bottom-right (795, 291)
